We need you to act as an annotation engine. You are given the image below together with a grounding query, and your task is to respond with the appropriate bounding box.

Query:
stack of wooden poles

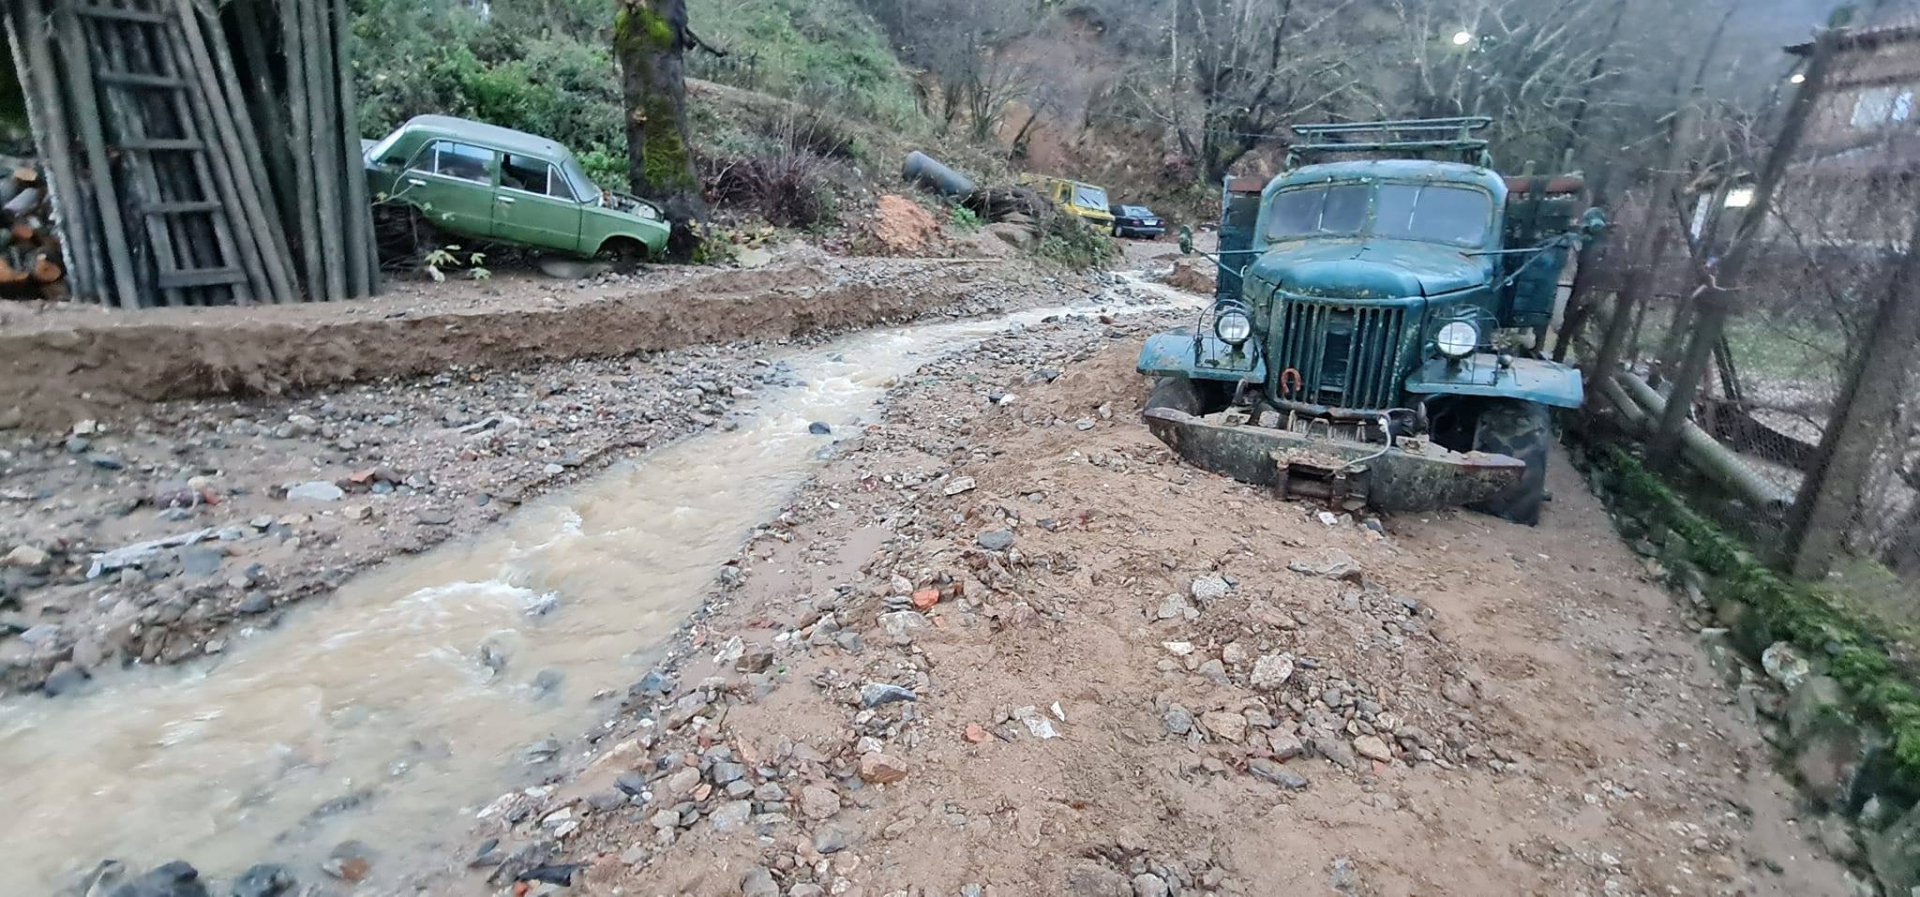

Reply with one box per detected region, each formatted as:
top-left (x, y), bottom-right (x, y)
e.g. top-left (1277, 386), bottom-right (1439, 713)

top-left (2, 0), bottom-right (377, 308)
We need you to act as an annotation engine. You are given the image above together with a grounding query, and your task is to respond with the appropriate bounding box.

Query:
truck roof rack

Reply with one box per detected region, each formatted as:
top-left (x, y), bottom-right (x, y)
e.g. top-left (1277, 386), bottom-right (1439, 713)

top-left (1286, 117), bottom-right (1494, 169)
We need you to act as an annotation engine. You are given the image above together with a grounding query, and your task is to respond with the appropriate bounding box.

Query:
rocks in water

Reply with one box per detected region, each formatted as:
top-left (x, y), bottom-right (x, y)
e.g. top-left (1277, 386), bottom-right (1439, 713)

top-left (3, 544), bottom-right (51, 570)
top-left (42, 663), bottom-right (90, 697)
top-left (320, 841), bottom-right (373, 883)
top-left (1248, 758), bottom-right (1309, 790)
top-left (860, 682), bottom-right (918, 708)
top-left (103, 861), bottom-right (209, 897)
top-left (229, 864), bottom-right (295, 897)
top-left (976, 529), bottom-right (1015, 551)
top-left (808, 422), bottom-right (832, 435)
top-left (1250, 653), bottom-right (1295, 690)
top-left (285, 481), bottom-right (344, 503)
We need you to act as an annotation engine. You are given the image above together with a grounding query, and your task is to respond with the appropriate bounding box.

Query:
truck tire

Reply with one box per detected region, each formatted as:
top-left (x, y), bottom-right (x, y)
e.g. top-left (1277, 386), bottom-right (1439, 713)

top-left (1470, 400), bottom-right (1552, 526)
top-left (1146, 376), bottom-right (1229, 417)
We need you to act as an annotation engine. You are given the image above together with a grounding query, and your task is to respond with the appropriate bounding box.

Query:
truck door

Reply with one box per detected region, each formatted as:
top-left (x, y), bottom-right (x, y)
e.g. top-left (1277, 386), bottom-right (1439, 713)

top-left (399, 140), bottom-right (498, 239)
top-left (493, 154), bottom-right (585, 252)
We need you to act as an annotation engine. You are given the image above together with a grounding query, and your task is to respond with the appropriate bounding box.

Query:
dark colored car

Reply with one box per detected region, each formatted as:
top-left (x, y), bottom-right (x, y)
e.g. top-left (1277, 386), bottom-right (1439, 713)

top-left (1109, 204), bottom-right (1166, 239)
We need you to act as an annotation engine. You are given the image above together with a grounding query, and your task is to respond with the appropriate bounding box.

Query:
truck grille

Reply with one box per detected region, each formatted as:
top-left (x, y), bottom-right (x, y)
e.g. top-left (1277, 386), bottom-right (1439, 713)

top-left (1271, 298), bottom-right (1409, 411)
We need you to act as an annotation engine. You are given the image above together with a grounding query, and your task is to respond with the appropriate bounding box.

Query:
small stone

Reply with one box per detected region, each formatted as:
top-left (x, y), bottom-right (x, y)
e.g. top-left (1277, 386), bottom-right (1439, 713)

top-left (1250, 653), bottom-right (1295, 690)
top-left (321, 842), bottom-right (373, 883)
top-left (1268, 733), bottom-right (1305, 761)
top-left (808, 422), bottom-right (832, 435)
top-left (1163, 704), bottom-right (1195, 736)
top-left (910, 588), bottom-right (941, 610)
top-left (813, 823), bottom-right (858, 854)
top-left (1189, 575), bottom-right (1230, 603)
top-left (231, 863), bottom-right (296, 897)
top-left (64, 436), bottom-right (91, 454)
top-left (860, 683), bottom-right (918, 708)
top-left (1154, 594), bottom-right (1195, 621)
top-left (858, 752), bottom-right (909, 784)
top-left (976, 529), bottom-right (1015, 551)
top-left (1441, 680), bottom-right (1477, 708)
top-left (1353, 735), bottom-right (1393, 763)
top-left (664, 766), bottom-right (701, 797)
top-left (3, 544), bottom-right (50, 570)
top-left (1314, 734), bottom-right (1357, 770)
top-left (415, 509), bottom-right (455, 526)
top-left (708, 800), bottom-right (752, 833)
top-left (1132, 872), bottom-right (1171, 897)
top-left (1200, 710), bottom-right (1247, 742)
top-left (1289, 548), bottom-right (1359, 580)
top-left (879, 610), bottom-right (930, 639)
top-left (1012, 705), bottom-right (1059, 739)
top-left (741, 867), bottom-right (780, 897)
top-left (286, 481), bottom-right (344, 502)
top-left (709, 761), bottom-right (747, 786)
top-left (943, 476), bottom-right (978, 496)
top-left (799, 785), bottom-right (840, 820)
top-left (963, 723), bottom-right (991, 744)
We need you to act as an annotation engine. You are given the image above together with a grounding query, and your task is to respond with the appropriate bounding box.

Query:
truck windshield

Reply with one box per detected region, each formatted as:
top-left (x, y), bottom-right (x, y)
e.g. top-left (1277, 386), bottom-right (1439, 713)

top-left (1072, 185), bottom-right (1109, 210)
top-left (1266, 182), bottom-right (1491, 247)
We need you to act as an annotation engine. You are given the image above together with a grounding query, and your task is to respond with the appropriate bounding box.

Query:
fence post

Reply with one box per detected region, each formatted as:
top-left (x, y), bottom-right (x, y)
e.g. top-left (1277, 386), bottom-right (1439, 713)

top-left (1784, 213), bottom-right (1920, 578)
top-left (1650, 7), bottom-right (1850, 467)
top-left (1585, 92), bottom-right (1703, 404)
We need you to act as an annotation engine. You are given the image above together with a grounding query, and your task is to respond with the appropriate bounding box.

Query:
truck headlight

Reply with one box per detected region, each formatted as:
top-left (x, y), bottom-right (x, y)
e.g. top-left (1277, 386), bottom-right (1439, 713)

top-left (1215, 309), bottom-right (1253, 346)
top-left (1435, 321), bottom-right (1479, 358)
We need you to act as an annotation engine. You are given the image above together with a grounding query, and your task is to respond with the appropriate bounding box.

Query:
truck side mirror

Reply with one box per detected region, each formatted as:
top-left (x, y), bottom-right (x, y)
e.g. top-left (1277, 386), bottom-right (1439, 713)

top-left (1179, 226), bottom-right (1194, 255)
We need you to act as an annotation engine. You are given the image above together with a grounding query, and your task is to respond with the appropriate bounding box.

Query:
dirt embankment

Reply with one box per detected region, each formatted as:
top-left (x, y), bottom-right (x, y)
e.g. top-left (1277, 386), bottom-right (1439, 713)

top-left (445, 328), bottom-right (1852, 896)
top-left (0, 251), bottom-right (1007, 433)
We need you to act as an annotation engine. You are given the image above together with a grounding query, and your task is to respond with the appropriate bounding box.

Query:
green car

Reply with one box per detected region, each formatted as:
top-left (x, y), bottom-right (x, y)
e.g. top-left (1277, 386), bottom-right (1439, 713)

top-left (362, 115), bottom-right (670, 260)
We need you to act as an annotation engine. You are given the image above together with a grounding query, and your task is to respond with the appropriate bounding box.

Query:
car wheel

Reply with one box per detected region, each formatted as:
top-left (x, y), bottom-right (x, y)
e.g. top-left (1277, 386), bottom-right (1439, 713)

top-left (595, 237), bottom-right (651, 270)
top-left (1469, 400), bottom-right (1552, 526)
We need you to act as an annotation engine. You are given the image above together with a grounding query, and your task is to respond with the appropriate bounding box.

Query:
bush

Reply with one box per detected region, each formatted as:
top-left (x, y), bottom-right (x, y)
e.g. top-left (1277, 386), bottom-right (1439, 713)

top-left (948, 205), bottom-right (982, 233)
top-left (1034, 215), bottom-right (1120, 271)
top-left (684, 0), bottom-right (923, 129)
top-left (702, 151), bottom-right (836, 228)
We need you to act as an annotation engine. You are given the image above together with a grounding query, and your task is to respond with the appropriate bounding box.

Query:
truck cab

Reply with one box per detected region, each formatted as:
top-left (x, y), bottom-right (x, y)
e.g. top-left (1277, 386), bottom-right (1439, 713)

top-left (1137, 118), bottom-right (1599, 525)
top-left (1018, 174), bottom-right (1116, 229)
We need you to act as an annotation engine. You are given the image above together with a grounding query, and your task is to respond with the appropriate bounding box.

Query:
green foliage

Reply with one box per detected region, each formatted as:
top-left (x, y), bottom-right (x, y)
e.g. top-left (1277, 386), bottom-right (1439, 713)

top-left (1597, 446), bottom-right (1920, 782)
top-left (948, 205), bottom-right (982, 233)
top-left (353, 0), bottom-right (628, 191)
top-left (1032, 216), bottom-right (1119, 271)
top-left (685, 0), bottom-right (923, 128)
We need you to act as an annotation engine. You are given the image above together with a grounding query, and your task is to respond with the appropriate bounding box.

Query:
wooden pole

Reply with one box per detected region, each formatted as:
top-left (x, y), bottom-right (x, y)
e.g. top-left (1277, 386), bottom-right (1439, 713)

top-left (1587, 91), bottom-right (1704, 402)
top-left (332, 0), bottom-right (377, 297)
top-left (304, 0), bottom-right (346, 301)
top-left (51, 0), bottom-right (142, 308)
top-left (1651, 7), bottom-right (1851, 466)
top-left (283, 0), bottom-right (322, 299)
top-left (7, 2), bottom-right (99, 300)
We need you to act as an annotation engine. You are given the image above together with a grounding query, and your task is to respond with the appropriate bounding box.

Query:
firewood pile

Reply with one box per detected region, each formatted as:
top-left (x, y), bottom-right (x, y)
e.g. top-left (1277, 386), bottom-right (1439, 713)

top-left (1, 0), bottom-right (377, 309)
top-left (0, 158), bottom-right (65, 300)
top-left (962, 186), bottom-right (1053, 225)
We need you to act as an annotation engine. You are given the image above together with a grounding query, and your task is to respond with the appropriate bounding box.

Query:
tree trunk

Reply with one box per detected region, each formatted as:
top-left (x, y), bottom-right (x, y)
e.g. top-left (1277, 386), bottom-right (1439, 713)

top-left (615, 0), bottom-right (703, 257)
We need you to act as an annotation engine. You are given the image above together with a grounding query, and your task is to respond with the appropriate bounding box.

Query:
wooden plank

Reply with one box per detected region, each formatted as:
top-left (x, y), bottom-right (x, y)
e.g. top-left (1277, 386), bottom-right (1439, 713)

top-left (190, 0), bottom-right (299, 302)
top-left (141, 200), bottom-right (222, 214)
top-left (73, 3), bottom-right (169, 23)
top-left (51, 0), bottom-right (142, 308)
top-left (156, 266), bottom-right (245, 288)
top-left (91, 0), bottom-right (186, 305)
top-left (96, 70), bottom-right (188, 89)
top-left (118, 137), bottom-right (207, 151)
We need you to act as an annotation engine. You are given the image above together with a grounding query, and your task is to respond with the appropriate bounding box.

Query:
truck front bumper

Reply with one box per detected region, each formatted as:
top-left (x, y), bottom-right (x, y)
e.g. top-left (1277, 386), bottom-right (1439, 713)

top-left (1143, 378), bottom-right (1524, 513)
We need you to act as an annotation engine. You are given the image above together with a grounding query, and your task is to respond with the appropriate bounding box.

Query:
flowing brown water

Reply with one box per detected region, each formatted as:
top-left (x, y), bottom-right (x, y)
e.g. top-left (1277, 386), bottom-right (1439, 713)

top-left (0, 277), bottom-right (1197, 892)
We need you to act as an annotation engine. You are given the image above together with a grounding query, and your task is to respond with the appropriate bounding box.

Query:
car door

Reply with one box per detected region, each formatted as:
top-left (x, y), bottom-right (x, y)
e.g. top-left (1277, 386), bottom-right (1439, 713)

top-left (493, 153), bottom-right (585, 252)
top-left (399, 139), bottom-right (498, 239)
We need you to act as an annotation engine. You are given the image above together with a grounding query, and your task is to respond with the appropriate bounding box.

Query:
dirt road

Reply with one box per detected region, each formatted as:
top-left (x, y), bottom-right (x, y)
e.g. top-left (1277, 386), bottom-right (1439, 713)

top-left (461, 310), bottom-right (1853, 895)
top-left (0, 250), bottom-right (1858, 897)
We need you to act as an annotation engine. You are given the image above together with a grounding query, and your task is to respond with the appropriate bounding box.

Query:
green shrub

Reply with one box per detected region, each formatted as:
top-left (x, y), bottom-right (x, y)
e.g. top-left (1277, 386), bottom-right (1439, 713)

top-left (1033, 216), bottom-right (1119, 271)
top-left (684, 0), bottom-right (923, 129)
top-left (948, 205), bottom-right (982, 233)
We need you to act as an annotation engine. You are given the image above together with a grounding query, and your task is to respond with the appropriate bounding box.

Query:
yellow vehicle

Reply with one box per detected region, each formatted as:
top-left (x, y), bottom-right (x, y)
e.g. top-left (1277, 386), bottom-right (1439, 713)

top-left (1018, 174), bottom-right (1115, 228)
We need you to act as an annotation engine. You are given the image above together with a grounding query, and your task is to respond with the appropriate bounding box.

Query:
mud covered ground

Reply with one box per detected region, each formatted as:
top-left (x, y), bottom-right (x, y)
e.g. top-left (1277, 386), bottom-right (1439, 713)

top-left (0, 256), bottom-right (1102, 695)
top-left (441, 321), bottom-right (1859, 895)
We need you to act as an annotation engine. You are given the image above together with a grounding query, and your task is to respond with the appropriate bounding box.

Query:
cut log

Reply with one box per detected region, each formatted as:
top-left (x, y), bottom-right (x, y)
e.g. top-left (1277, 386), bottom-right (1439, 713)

top-left (28, 250), bottom-right (61, 283)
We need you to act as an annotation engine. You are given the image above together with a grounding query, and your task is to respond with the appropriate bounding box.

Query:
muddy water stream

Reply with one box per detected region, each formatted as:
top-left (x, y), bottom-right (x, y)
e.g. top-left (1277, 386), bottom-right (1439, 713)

top-left (0, 278), bottom-right (1197, 892)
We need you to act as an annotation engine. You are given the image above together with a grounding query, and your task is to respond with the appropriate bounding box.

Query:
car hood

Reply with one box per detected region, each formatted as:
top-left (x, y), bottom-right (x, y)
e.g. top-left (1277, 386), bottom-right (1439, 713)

top-left (1247, 239), bottom-right (1488, 299)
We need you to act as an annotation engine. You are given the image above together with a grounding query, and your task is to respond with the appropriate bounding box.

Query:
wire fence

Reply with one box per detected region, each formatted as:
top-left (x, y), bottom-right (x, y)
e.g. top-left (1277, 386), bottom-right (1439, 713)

top-left (1569, 165), bottom-right (1920, 620)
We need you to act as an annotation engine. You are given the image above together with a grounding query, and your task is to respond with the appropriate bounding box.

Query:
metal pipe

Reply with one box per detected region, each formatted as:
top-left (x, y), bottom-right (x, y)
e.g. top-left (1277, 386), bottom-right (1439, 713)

top-left (1607, 371), bottom-right (1792, 510)
top-left (901, 151), bottom-right (975, 198)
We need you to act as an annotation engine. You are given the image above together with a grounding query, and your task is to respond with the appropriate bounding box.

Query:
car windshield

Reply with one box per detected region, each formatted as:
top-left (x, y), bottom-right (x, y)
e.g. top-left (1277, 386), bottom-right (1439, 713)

top-left (1072, 185), bottom-right (1109, 210)
top-left (1265, 182), bottom-right (1491, 247)
top-left (1121, 205), bottom-right (1152, 217)
top-left (557, 156), bottom-right (596, 203)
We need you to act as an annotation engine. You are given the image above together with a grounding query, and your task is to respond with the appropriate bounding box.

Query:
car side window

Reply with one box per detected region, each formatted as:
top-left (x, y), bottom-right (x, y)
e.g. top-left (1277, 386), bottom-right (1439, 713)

top-left (411, 140), bottom-right (493, 185)
top-left (501, 153), bottom-right (574, 200)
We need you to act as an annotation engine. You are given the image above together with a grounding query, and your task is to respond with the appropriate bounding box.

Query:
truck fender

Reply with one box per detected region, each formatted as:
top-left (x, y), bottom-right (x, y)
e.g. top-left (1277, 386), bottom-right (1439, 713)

top-left (1137, 330), bottom-right (1267, 384)
top-left (1403, 355), bottom-right (1584, 409)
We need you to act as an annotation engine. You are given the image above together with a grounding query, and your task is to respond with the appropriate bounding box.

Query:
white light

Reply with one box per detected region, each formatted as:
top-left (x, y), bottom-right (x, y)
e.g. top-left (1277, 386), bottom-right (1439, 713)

top-left (1436, 321), bottom-right (1479, 358)
top-left (1215, 310), bottom-right (1253, 345)
top-left (1790, 72), bottom-right (1808, 84)
top-left (1724, 187), bottom-right (1755, 208)
top-left (1451, 30), bottom-right (1474, 46)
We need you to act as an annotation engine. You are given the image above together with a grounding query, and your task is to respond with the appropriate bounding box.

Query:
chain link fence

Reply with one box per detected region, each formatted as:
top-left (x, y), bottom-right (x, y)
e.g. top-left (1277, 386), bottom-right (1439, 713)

top-left (1572, 164), bottom-right (1920, 620)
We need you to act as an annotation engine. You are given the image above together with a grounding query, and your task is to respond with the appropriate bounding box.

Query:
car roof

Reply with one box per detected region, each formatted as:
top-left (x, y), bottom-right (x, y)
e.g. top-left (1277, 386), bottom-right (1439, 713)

top-left (401, 114), bottom-right (571, 160)
top-left (1272, 159), bottom-right (1505, 194)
